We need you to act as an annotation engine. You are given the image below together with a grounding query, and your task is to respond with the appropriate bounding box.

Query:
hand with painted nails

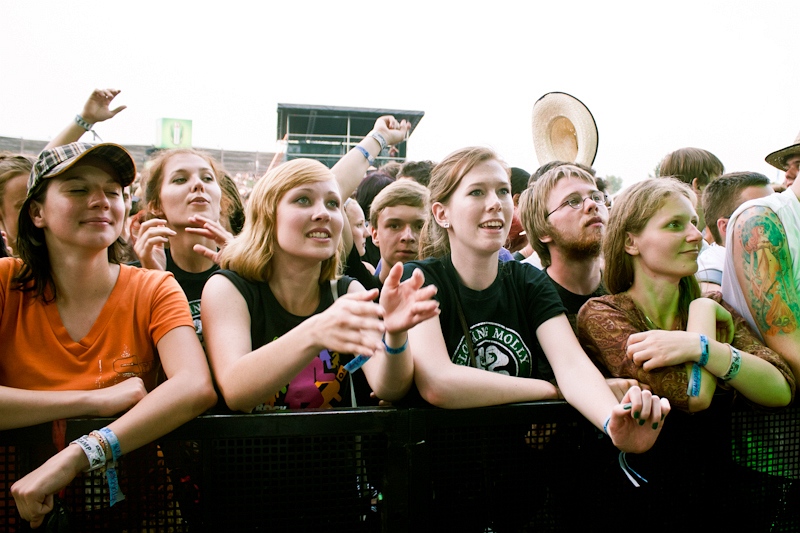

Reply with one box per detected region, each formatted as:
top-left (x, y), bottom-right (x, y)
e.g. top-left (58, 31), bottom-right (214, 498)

top-left (606, 386), bottom-right (671, 454)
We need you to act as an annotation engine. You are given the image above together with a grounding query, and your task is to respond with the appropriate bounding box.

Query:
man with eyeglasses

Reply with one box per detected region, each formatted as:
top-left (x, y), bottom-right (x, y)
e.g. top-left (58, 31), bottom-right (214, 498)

top-left (518, 164), bottom-right (608, 335)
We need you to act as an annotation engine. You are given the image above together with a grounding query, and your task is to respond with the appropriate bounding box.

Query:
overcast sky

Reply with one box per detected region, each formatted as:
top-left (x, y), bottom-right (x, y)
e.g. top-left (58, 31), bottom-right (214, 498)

top-left (2, 1), bottom-right (798, 188)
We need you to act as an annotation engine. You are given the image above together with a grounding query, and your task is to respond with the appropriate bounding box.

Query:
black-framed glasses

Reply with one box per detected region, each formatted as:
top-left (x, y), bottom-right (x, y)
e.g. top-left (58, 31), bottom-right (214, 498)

top-left (546, 191), bottom-right (606, 218)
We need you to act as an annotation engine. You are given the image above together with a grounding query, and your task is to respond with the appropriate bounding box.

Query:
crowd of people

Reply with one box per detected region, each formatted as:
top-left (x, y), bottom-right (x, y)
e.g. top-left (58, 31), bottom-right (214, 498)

top-left (1, 88), bottom-right (799, 529)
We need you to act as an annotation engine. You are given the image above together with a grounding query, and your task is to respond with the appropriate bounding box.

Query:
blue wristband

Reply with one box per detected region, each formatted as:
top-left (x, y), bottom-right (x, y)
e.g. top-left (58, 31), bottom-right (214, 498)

top-left (382, 335), bottom-right (408, 355)
top-left (687, 363), bottom-right (701, 397)
top-left (99, 427), bottom-right (122, 462)
top-left (603, 415), bottom-right (611, 436)
top-left (97, 427), bottom-right (125, 506)
top-left (354, 145), bottom-right (375, 166)
top-left (698, 334), bottom-right (709, 367)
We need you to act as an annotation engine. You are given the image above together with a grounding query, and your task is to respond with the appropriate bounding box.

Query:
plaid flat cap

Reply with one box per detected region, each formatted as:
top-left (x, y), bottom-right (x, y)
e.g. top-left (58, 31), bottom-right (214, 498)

top-left (29, 142), bottom-right (136, 194)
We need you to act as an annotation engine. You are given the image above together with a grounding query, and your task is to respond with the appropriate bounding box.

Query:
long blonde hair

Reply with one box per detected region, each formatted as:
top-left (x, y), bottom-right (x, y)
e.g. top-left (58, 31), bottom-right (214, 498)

top-left (220, 159), bottom-right (342, 282)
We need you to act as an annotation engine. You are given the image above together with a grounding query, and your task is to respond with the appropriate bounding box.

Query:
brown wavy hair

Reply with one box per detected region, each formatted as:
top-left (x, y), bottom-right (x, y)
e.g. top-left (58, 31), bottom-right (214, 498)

top-left (603, 178), bottom-right (701, 321)
top-left (419, 147), bottom-right (509, 259)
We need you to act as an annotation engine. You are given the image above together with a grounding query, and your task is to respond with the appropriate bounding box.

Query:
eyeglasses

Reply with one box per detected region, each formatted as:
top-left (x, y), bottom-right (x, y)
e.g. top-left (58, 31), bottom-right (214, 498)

top-left (546, 191), bottom-right (606, 218)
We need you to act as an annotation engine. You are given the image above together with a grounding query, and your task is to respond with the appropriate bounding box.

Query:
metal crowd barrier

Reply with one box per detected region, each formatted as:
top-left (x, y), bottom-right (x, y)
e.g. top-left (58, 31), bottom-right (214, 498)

top-left (1, 401), bottom-right (798, 532)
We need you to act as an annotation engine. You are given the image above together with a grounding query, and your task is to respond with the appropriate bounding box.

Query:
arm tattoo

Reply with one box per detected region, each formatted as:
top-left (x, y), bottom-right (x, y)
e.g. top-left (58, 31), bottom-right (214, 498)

top-left (736, 206), bottom-right (800, 336)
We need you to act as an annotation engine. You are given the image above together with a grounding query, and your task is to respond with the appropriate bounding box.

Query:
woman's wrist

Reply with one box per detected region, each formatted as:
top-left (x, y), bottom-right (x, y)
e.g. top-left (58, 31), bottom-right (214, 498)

top-left (62, 441), bottom-right (91, 474)
top-left (383, 332), bottom-right (408, 353)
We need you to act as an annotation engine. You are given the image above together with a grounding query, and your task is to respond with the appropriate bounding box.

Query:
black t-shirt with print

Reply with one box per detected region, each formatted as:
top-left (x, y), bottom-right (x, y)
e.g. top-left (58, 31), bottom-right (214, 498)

top-left (543, 269), bottom-right (607, 334)
top-left (402, 256), bottom-right (566, 380)
top-left (166, 248), bottom-right (219, 344)
top-left (213, 271), bottom-right (359, 410)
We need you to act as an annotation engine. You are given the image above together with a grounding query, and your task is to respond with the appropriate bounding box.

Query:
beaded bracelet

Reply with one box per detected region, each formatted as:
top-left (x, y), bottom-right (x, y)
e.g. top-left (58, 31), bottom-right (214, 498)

top-left (721, 345), bottom-right (742, 381)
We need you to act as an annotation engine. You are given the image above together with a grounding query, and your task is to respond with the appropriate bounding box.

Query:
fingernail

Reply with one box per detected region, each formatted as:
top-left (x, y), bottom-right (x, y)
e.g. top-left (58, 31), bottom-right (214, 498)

top-left (661, 414), bottom-right (665, 421)
top-left (638, 419), bottom-right (645, 426)
top-left (622, 403), bottom-right (632, 410)
top-left (652, 422), bottom-right (659, 430)
top-left (633, 411), bottom-right (640, 419)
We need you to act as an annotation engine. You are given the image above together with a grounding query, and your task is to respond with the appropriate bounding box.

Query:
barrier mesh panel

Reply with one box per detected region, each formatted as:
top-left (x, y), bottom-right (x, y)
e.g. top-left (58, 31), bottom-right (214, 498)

top-left (204, 434), bottom-right (386, 531)
top-left (0, 446), bottom-right (20, 533)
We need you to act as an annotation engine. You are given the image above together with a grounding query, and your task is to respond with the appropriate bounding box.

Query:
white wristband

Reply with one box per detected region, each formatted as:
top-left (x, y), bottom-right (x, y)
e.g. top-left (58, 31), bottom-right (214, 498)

top-left (71, 435), bottom-right (107, 472)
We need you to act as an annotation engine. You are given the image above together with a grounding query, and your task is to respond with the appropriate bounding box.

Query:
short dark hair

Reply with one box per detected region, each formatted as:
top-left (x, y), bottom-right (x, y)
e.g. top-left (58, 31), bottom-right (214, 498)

top-left (509, 167), bottom-right (531, 196)
top-left (702, 172), bottom-right (771, 245)
top-left (398, 160), bottom-right (435, 187)
top-left (355, 170), bottom-right (395, 221)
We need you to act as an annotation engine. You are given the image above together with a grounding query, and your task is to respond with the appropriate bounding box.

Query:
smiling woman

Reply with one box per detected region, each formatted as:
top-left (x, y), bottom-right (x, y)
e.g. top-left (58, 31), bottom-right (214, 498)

top-left (399, 146), bottom-right (671, 454)
top-left (577, 178), bottom-right (795, 413)
top-left (1, 142), bottom-right (216, 528)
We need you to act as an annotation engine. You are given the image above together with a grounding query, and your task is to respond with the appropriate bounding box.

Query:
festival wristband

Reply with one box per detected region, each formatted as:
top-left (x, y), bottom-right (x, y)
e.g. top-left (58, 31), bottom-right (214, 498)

top-left (354, 145), bottom-right (375, 166)
top-left (687, 363), bottom-right (702, 397)
top-left (74, 114), bottom-right (94, 131)
top-left (71, 435), bottom-right (106, 472)
top-left (369, 131), bottom-right (387, 152)
top-left (721, 345), bottom-right (742, 381)
top-left (98, 427), bottom-right (122, 462)
top-left (94, 427), bottom-right (125, 506)
top-left (382, 335), bottom-right (408, 355)
top-left (104, 463), bottom-right (126, 506)
top-left (344, 354), bottom-right (369, 374)
top-left (698, 334), bottom-right (709, 367)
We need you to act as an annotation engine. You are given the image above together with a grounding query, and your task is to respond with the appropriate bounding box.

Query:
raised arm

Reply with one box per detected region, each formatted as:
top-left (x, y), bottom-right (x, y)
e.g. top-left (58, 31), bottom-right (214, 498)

top-left (730, 205), bottom-right (800, 381)
top-left (44, 88), bottom-right (127, 150)
top-left (539, 314), bottom-right (669, 454)
top-left (331, 116), bottom-right (410, 199)
top-left (202, 275), bottom-right (385, 412)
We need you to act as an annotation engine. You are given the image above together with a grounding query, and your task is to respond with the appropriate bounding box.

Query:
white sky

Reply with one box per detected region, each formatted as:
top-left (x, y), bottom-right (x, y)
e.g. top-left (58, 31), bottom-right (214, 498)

top-left (2, 0), bottom-right (799, 189)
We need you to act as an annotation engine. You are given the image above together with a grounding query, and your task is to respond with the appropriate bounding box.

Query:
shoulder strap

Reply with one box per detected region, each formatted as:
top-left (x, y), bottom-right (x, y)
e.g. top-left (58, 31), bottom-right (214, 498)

top-left (330, 277), bottom-right (358, 407)
top-left (437, 261), bottom-right (478, 368)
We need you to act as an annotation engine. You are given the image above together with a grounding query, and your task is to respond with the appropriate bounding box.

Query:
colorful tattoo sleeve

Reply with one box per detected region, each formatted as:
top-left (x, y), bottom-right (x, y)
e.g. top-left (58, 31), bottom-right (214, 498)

top-left (735, 206), bottom-right (800, 337)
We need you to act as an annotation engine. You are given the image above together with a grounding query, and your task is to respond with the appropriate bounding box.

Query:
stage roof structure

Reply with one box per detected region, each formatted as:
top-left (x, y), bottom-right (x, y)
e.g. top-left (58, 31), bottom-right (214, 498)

top-left (277, 103), bottom-right (425, 168)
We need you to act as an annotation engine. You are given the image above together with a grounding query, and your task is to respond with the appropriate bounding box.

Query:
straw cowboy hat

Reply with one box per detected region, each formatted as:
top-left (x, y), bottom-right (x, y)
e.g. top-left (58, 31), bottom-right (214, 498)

top-left (765, 131), bottom-right (800, 170)
top-left (532, 92), bottom-right (598, 167)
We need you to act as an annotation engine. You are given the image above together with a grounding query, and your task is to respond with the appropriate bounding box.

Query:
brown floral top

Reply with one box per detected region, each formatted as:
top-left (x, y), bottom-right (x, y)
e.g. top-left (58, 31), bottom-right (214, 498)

top-left (577, 291), bottom-right (796, 412)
